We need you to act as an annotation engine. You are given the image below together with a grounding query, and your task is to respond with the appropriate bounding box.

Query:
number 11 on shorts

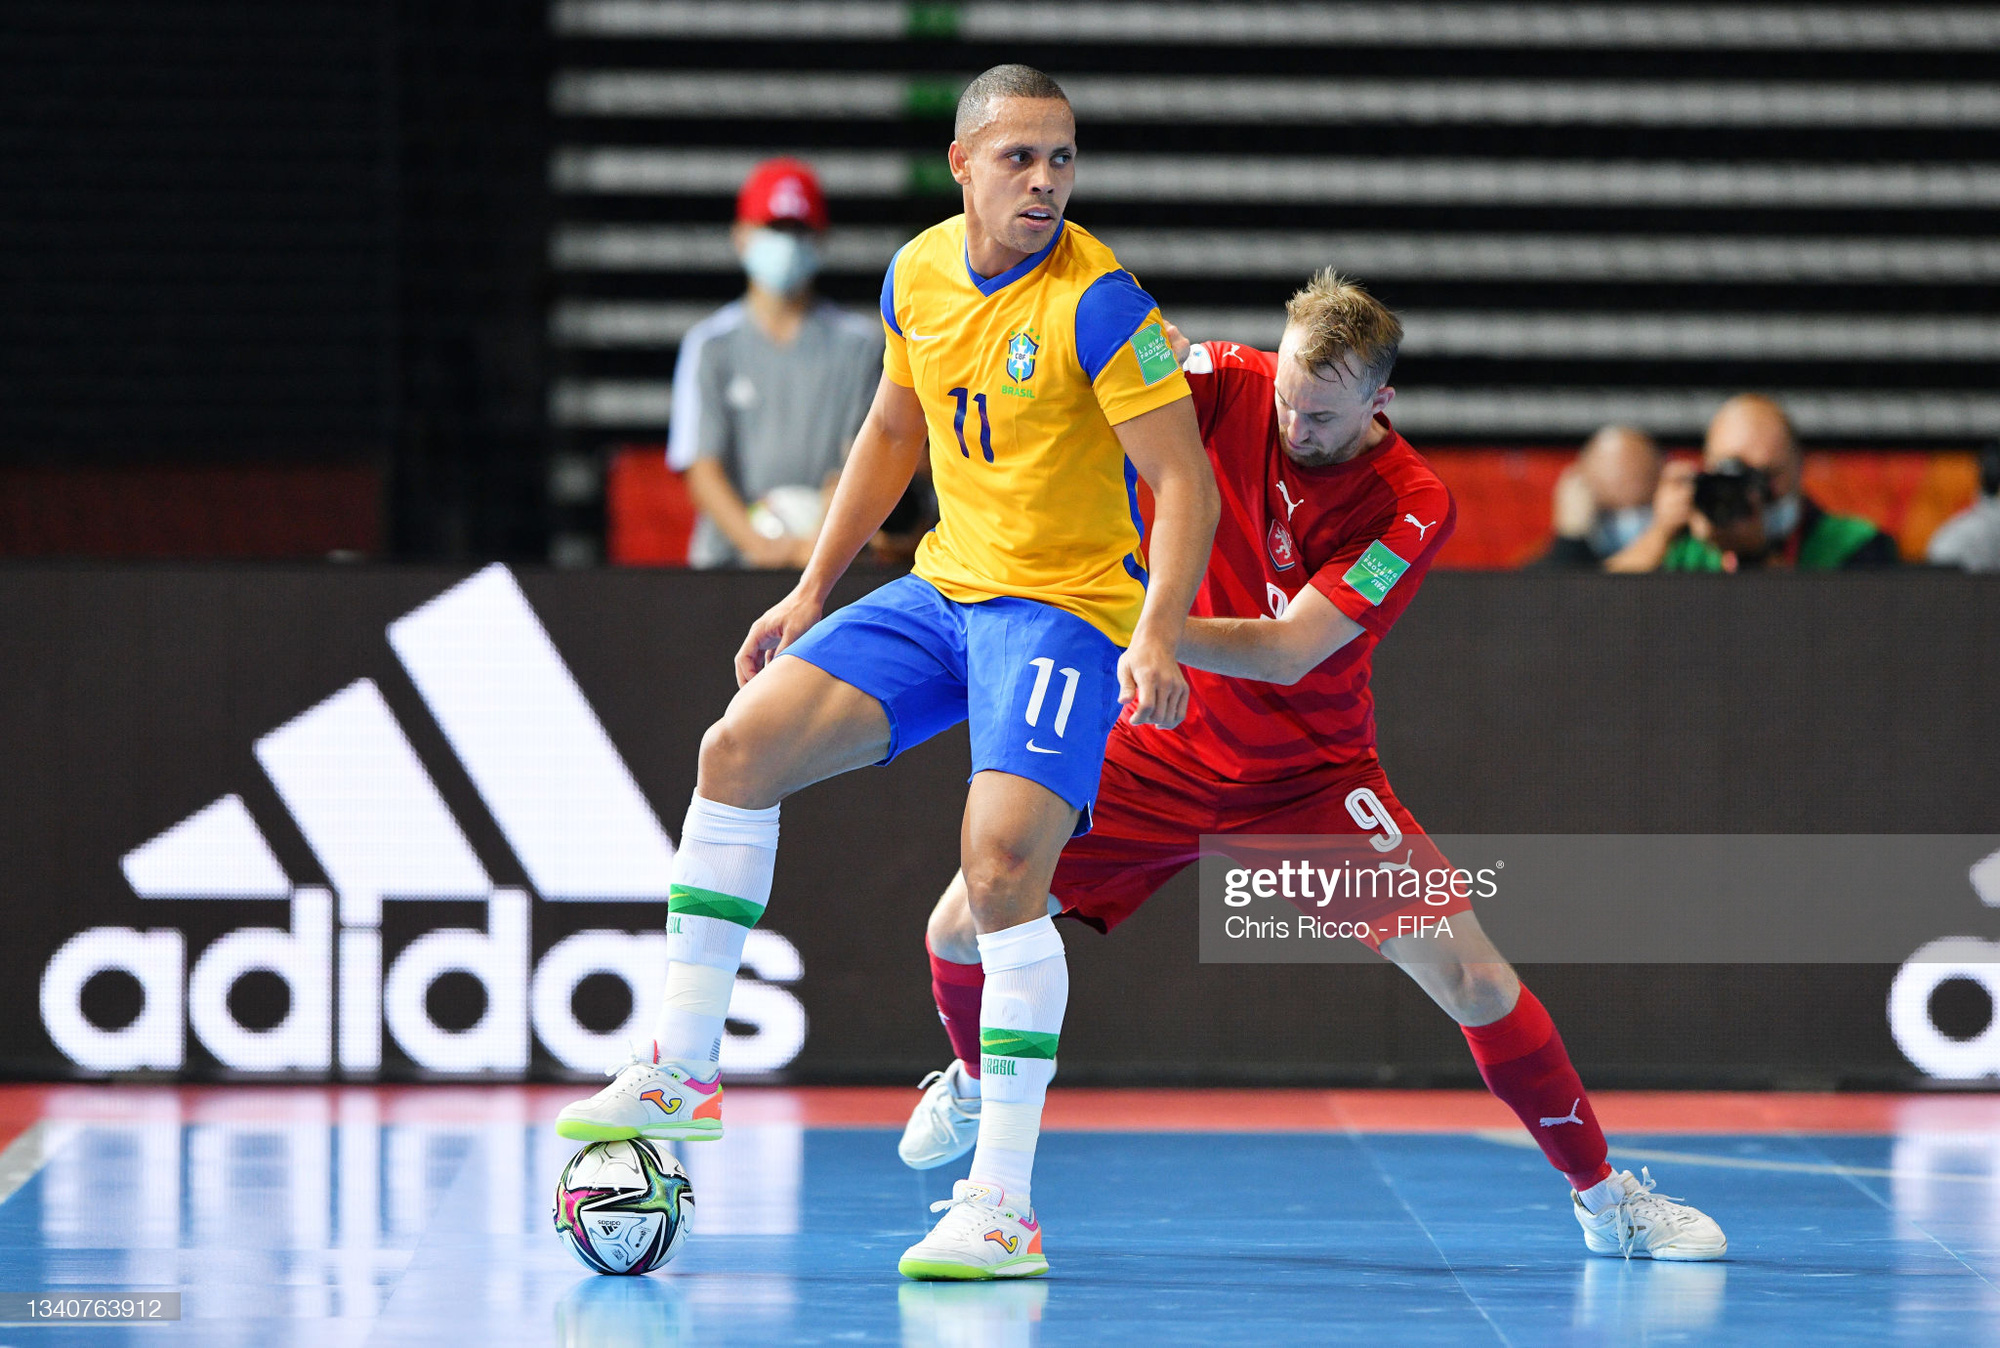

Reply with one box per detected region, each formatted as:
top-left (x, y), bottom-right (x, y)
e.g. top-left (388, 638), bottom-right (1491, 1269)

top-left (1025, 656), bottom-right (1080, 744)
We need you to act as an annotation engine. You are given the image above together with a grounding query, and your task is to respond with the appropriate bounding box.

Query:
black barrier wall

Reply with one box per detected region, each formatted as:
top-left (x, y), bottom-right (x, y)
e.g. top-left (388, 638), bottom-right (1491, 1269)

top-left (2, 566), bottom-right (1995, 1087)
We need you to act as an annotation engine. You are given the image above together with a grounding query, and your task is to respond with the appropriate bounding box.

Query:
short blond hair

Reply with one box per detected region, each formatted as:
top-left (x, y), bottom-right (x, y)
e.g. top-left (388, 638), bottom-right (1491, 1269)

top-left (1284, 268), bottom-right (1402, 391)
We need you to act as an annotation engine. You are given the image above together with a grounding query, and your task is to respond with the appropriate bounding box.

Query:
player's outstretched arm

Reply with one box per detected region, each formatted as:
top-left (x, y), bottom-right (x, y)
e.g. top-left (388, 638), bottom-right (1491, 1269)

top-left (734, 373), bottom-right (928, 684)
top-left (1178, 584), bottom-right (1364, 686)
top-left (1114, 396), bottom-right (1219, 727)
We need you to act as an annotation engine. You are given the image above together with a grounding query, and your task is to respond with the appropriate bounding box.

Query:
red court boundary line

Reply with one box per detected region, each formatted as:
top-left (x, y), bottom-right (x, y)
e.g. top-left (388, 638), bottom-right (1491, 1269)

top-left (5, 1084), bottom-right (2000, 1134)
top-left (0, 1088), bottom-right (53, 1154)
top-left (733, 1088), bottom-right (2000, 1134)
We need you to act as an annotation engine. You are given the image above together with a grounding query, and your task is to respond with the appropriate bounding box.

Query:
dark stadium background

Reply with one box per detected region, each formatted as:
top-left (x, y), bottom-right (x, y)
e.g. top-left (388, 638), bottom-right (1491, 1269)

top-left (2, 2), bottom-right (1996, 1087)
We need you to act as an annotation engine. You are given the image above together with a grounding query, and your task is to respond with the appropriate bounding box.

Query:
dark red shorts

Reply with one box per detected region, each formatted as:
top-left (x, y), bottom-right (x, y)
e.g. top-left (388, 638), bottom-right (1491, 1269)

top-left (1051, 733), bottom-right (1472, 949)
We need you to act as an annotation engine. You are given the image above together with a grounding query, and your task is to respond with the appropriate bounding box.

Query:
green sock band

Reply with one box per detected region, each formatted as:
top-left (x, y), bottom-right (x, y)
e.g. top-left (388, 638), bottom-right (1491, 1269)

top-left (668, 884), bottom-right (765, 929)
top-left (980, 1028), bottom-right (1060, 1060)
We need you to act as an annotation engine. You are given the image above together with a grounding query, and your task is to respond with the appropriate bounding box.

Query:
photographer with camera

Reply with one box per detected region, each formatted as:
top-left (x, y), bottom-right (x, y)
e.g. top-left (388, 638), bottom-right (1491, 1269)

top-left (1606, 395), bottom-right (1898, 573)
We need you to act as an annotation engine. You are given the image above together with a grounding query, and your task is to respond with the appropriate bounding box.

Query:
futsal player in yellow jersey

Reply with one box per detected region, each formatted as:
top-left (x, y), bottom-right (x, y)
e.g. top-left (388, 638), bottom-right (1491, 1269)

top-left (557, 66), bottom-right (1220, 1279)
top-left (877, 208), bottom-right (1187, 645)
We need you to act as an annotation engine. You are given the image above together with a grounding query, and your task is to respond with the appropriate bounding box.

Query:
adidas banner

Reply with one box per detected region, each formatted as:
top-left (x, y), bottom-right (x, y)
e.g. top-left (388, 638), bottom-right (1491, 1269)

top-left (3, 564), bottom-right (967, 1083)
top-left (0, 566), bottom-right (1995, 1086)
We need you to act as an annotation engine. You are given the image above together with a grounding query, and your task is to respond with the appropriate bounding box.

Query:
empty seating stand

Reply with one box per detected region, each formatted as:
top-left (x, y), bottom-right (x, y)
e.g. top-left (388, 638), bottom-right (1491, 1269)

top-left (548, 3), bottom-right (1999, 563)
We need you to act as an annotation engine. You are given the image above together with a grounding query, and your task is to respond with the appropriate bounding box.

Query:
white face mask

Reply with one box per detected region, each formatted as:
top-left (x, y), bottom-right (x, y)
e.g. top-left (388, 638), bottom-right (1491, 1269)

top-left (741, 228), bottom-right (820, 295)
top-left (1590, 505), bottom-right (1654, 557)
top-left (1763, 491), bottom-right (1801, 542)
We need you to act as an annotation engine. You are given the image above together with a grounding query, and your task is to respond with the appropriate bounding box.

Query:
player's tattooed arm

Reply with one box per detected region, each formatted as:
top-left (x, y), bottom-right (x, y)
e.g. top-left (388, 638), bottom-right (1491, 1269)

top-left (1114, 396), bottom-right (1220, 727)
top-left (735, 374), bottom-right (928, 685)
top-left (1179, 584), bottom-right (1364, 686)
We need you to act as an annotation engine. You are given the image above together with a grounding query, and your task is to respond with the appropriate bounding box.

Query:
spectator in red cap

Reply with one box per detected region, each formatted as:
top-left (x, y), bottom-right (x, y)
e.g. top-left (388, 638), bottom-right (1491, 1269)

top-left (669, 158), bottom-right (885, 569)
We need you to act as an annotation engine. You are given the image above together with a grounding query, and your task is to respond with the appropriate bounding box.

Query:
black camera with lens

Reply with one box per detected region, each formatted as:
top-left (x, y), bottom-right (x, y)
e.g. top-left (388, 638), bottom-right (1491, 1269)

top-left (1691, 459), bottom-right (1771, 527)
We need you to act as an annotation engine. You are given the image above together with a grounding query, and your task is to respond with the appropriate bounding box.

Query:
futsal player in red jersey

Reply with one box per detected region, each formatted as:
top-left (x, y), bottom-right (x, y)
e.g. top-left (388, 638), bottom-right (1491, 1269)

top-left (901, 271), bottom-right (1726, 1260)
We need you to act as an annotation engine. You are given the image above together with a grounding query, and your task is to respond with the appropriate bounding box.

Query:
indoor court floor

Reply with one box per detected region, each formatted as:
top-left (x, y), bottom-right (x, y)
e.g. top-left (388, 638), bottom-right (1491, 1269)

top-left (0, 1085), bottom-right (1997, 1345)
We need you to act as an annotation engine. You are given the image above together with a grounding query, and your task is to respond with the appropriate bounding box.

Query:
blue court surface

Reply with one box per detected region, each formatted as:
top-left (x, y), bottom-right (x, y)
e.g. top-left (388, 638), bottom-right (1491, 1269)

top-left (0, 1086), bottom-right (1997, 1345)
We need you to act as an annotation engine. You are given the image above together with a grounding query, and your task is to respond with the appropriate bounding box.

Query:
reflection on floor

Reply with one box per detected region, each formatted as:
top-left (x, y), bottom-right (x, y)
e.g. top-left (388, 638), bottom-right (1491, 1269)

top-left (0, 1086), bottom-right (1997, 1344)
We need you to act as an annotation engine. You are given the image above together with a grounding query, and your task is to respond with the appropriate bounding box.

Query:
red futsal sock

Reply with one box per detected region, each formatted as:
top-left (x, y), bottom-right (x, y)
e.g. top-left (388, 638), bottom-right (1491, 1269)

top-left (1460, 986), bottom-right (1612, 1191)
top-left (927, 937), bottom-right (985, 1077)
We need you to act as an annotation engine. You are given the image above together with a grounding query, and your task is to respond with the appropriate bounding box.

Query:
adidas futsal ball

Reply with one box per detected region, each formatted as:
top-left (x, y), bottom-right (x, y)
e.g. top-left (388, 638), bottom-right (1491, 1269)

top-left (553, 1138), bottom-right (695, 1275)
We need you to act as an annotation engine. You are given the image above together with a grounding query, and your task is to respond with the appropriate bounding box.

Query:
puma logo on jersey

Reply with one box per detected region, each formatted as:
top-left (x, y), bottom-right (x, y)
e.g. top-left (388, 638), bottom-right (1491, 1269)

top-left (1276, 480), bottom-right (1303, 520)
top-left (1540, 1098), bottom-right (1585, 1128)
top-left (1404, 514), bottom-right (1437, 539)
top-left (1218, 342), bottom-right (1243, 364)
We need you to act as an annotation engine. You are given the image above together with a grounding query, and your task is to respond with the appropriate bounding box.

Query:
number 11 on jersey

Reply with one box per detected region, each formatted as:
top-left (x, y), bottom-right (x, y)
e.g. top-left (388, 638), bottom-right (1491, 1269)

top-left (947, 387), bottom-right (993, 462)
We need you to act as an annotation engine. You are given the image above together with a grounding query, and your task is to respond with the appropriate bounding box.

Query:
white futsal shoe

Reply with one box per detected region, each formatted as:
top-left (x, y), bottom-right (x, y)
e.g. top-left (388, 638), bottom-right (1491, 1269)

top-left (1574, 1168), bottom-right (1727, 1260)
top-left (554, 1042), bottom-right (724, 1143)
top-left (899, 1180), bottom-right (1048, 1281)
top-left (898, 1062), bottom-right (982, 1169)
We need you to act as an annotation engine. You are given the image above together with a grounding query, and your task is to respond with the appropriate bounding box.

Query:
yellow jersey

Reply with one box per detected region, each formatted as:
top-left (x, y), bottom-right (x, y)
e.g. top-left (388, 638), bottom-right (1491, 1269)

top-left (879, 215), bottom-right (1191, 645)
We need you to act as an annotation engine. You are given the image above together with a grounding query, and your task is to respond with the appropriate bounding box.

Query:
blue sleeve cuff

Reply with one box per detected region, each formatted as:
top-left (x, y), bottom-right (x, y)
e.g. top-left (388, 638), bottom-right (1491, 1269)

top-left (879, 247), bottom-right (905, 336)
top-left (1074, 270), bottom-right (1159, 381)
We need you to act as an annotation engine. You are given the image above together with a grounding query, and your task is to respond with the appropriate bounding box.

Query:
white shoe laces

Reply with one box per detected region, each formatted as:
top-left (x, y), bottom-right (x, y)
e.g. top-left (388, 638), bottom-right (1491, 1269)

top-left (913, 1070), bottom-right (976, 1141)
top-left (1610, 1167), bottom-right (1696, 1257)
top-left (604, 1042), bottom-right (659, 1077)
top-left (599, 1043), bottom-right (687, 1092)
top-left (913, 1073), bottom-right (954, 1148)
top-left (926, 1188), bottom-right (1005, 1232)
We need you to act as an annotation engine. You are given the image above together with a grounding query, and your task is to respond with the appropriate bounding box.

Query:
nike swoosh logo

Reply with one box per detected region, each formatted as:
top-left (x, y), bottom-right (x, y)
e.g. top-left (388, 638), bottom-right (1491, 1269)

top-left (1026, 741), bottom-right (1061, 754)
top-left (907, 331), bottom-right (942, 341)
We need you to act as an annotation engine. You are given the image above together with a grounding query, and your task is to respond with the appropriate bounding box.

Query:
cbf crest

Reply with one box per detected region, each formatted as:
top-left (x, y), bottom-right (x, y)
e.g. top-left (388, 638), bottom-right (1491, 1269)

top-left (1005, 327), bottom-right (1040, 384)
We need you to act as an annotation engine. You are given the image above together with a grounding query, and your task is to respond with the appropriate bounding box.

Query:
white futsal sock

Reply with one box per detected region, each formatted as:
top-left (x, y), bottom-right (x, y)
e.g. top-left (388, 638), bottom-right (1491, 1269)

top-left (653, 794), bottom-right (780, 1066)
top-left (968, 916), bottom-right (1068, 1209)
top-left (1575, 1172), bottom-right (1626, 1215)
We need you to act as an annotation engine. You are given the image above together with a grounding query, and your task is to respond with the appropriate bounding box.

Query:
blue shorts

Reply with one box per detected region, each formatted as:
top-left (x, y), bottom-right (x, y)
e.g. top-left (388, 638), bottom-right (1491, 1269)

top-left (783, 574), bottom-right (1125, 832)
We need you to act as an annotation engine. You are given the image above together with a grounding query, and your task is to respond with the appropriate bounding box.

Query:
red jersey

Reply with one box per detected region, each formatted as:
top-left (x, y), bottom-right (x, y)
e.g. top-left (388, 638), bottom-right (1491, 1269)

top-left (1124, 341), bottom-right (1455, 784)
